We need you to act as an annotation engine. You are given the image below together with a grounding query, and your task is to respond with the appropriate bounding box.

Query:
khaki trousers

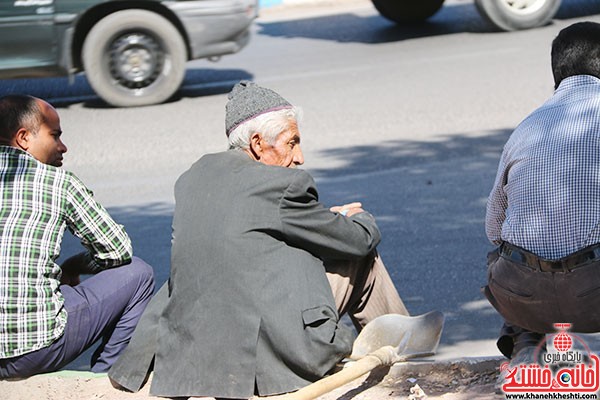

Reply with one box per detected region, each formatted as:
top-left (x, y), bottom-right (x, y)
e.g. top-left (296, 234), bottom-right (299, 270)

top-left (325, 251), bottom-right (408, 331)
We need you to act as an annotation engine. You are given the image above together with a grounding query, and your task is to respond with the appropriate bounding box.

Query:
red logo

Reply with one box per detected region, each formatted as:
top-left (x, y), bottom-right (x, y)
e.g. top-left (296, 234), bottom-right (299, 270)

top-left (553, 323), bottom-right (573, 352)
top-left (500, 323), bottom-right (600, 394)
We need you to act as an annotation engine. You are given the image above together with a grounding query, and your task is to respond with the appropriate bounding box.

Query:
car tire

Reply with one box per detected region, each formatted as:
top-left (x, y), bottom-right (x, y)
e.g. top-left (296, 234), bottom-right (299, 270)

top-left (82, 9), bottom-right (186, 107)
top-left (371, 0), bottom-right (445, 23)
top-left (475, 0), bottom-right (561, 31)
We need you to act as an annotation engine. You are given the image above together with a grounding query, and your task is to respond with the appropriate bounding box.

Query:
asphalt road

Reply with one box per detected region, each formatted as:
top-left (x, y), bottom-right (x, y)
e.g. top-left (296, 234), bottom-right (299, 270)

top-left (2, 0), bottom-right (600, 367)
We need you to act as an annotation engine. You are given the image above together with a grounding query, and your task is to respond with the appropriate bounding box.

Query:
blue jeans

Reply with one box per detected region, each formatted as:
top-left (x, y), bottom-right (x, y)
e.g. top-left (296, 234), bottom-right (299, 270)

top-left (0, 257), bottom-right (154, 378)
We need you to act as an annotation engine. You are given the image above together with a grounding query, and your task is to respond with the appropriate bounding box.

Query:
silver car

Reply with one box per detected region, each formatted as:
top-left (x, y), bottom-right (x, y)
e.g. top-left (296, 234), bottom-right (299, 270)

top-left (0, 0), bottom-right (258, 106)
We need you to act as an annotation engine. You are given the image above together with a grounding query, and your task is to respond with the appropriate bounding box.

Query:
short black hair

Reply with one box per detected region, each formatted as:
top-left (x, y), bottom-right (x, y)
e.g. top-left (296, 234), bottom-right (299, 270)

top-left (0, 95), bottom-right (43, 142)
top-left (551, 22), bottom-right (600, 89)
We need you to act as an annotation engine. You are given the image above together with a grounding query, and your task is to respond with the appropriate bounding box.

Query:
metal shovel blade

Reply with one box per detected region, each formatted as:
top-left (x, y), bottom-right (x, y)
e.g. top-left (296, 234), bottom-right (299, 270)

top-left (278, 311), bottom-right (445, 400)
top-left (349, 310), bottom-right (445, 360)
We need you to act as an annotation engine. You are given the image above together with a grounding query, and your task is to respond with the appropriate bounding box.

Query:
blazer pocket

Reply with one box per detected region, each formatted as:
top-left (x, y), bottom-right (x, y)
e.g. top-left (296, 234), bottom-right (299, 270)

top-left (302, 305), bottom-right (338, 343)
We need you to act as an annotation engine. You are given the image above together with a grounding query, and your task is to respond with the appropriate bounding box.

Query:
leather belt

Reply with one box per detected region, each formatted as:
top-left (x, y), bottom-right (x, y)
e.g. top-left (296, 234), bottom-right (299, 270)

top-left (500, 242), bottom-right (600, 273)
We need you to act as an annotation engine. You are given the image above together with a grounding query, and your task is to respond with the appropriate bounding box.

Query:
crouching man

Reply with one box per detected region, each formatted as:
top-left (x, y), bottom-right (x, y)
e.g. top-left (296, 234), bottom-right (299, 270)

top-left (0, 95), bottom-right (154, 378)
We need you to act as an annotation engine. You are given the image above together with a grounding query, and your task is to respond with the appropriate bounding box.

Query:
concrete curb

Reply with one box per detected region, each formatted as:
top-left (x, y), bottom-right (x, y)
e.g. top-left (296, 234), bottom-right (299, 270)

top-left (257, 0), bottom-right (371, 20)
top-left (300, 356), bottom-right (503, 399)
top-left (260, 0), bottom-right (365, 9)
top-left (388, 356), bottom-right (502, 377)
top-left (260, 0), bottom-right (295, 8)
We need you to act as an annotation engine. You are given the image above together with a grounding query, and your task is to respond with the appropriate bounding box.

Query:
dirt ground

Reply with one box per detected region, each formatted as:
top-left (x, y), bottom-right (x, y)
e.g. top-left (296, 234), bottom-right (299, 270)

top-left (0, 362), bottom-right (500, 400)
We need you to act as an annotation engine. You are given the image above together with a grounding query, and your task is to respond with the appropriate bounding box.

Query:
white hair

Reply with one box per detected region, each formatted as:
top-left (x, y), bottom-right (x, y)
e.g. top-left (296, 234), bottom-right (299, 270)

top-left (228, 107), bottom-right (302, 150)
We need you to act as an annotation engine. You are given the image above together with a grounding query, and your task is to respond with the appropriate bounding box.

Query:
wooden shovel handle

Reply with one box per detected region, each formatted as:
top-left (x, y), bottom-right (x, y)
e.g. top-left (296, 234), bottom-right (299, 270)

top-left (278, 346), bottom-right (398, 400)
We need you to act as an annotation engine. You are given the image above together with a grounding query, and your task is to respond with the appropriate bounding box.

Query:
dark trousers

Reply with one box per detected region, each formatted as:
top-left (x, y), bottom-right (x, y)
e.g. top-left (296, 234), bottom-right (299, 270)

top-left (0, 257), bottom-right (154, 378)
top-left (483, 246), bottom-right (600, 358)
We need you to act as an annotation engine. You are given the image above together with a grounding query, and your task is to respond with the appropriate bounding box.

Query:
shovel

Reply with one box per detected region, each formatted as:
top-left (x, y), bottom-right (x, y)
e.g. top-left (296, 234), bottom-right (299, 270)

top-left (276, 311), bottom-right (444, 400)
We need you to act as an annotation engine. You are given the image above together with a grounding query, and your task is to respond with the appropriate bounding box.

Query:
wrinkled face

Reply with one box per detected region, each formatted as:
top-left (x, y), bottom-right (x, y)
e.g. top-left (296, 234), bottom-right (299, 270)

top-left (26, 101), bottom-right (67, 167)
top-left (260, 120), bottom-right (304, 168)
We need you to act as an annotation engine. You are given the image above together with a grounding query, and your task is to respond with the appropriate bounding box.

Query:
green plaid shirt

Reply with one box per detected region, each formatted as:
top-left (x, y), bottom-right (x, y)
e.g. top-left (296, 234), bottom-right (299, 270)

top-left (0, 146), bottom-right (132, 358)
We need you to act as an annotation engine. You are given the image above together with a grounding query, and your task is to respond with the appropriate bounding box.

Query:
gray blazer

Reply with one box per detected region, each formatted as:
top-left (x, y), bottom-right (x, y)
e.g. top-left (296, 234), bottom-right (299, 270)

top-left (109, 150), bottom-right (381, 398)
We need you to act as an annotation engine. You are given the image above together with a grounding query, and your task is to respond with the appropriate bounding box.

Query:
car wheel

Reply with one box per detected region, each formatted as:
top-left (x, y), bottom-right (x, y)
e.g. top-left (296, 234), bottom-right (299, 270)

top-left (371, 0), bottom-right (445, 23)
top-left (475, 0), bottom-right (561, 31)
top-left (82, 9), bottom-right (186, 107)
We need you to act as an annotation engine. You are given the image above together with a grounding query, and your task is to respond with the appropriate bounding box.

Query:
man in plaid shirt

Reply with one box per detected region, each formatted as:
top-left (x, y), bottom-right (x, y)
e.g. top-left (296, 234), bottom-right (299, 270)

top-left (484, 22), bottom-right (600, 365)
top-left (0, 95), bottom-right (154, 378)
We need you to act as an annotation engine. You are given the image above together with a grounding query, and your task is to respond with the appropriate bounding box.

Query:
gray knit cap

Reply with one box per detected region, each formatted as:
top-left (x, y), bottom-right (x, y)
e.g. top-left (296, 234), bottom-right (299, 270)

top-left (225, 81), bottom-right (292, 136)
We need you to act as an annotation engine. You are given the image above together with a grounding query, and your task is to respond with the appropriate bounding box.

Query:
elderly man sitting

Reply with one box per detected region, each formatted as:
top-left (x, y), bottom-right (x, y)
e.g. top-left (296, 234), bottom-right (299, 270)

top-left (109, 81), bottom-right (410, 398)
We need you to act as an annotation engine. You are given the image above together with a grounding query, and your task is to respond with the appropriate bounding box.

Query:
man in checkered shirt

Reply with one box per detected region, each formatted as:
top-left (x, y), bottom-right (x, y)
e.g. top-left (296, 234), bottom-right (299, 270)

top-left (0, 95), bottom-right (154, 378)
top-left (484, 22), bottom-right (600, 363)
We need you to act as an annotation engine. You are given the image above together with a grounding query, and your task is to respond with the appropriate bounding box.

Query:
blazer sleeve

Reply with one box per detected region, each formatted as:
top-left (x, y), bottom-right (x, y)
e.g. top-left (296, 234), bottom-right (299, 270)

top-left (278, 170), bottom-right (381, 260)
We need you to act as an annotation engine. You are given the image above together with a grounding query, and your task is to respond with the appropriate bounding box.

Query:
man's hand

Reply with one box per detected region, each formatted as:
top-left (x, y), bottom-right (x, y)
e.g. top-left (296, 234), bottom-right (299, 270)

top-left (59, 252), bottom-right (94, 286)
top-left (330, 202), bottom-right (365, 217)
top-left (60, 271), bottom-right (80, 286)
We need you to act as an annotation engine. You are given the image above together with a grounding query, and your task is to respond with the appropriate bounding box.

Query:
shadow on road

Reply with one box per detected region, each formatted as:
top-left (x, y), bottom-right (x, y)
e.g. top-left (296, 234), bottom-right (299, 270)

top-left (310, 128), bottom-right (512, 179)
top-left (310, 129), bottom-right (514, 348)
top-left (0, 68), bottom-right (253, 109)
top-left (555, 0), bottom-right (600, 20)
top-left (258, 3), bottom-right (491, 44)
top-left (258, 0), bottom-right (600, 43)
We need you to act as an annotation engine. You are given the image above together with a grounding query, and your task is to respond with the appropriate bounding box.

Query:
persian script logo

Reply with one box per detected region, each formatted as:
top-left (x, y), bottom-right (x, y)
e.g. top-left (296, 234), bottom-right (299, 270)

top-left (500, 323), bottom-right (600, 393)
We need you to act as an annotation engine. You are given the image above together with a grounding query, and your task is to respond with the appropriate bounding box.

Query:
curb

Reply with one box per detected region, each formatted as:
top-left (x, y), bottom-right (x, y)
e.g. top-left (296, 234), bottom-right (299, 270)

top-left (307, 356), bottom-right (503, 399)
top-left (260, 0), bottom-right (294, 8)
top-left (389, 356), bottom-right (502, 377)
top-left (260, 0), bottom-right (363, 9)
top-left (257, 0), bottom-right (370, 19)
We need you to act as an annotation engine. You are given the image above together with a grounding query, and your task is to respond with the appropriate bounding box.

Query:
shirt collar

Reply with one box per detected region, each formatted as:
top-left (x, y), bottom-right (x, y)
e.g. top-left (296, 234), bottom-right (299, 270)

top-left (0, 146), bottom-right (43, 165)
top-left (0, 145), bottom-right (30, 157)
top-left (556, 75), bottom-right (600, 92)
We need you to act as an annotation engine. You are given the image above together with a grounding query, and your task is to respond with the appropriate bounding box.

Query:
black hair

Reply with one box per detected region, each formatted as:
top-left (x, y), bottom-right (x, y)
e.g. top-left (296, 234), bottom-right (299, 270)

top-left (0, 95), bottom-right (43, 143)
top-left (551, 22), bottom-right (600, 89)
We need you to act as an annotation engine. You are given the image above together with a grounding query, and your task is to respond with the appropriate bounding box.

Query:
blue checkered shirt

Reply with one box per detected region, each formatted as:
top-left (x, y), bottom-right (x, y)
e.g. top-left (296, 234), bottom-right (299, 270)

top-left (0, 147), bottom-right (132, 358)
top-left (486, 75), bottom-right (600, 260)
